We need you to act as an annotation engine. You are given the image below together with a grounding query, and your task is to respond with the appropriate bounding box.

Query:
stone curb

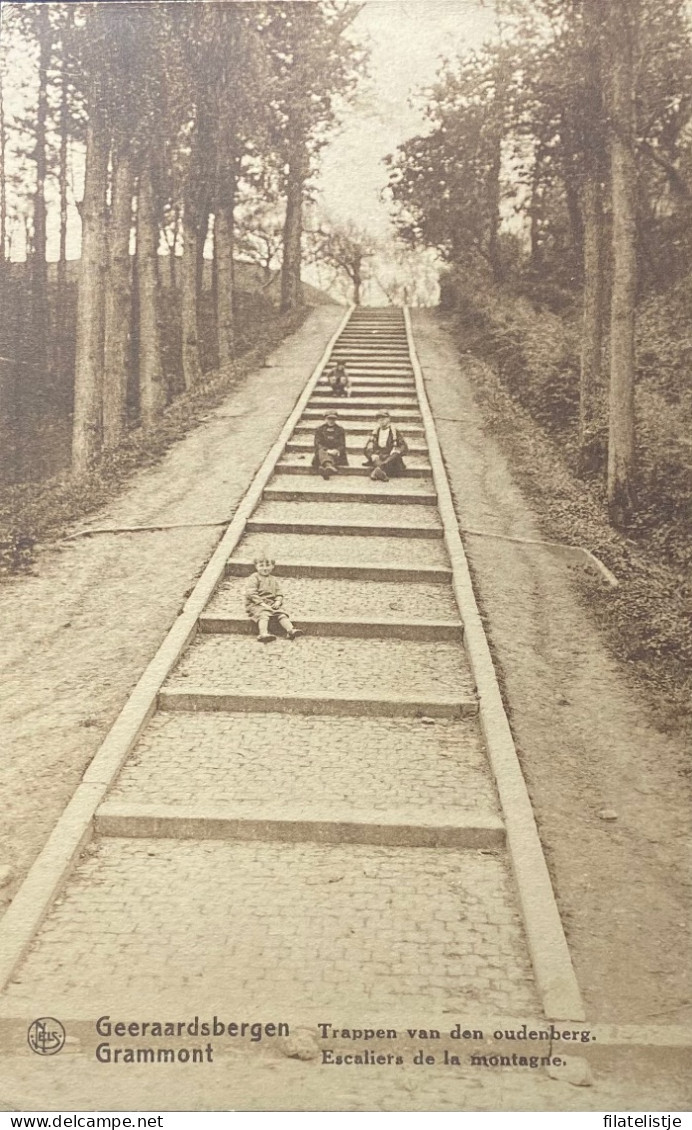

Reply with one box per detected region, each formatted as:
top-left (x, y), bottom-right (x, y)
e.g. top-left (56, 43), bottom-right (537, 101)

top-left (157, 689), bottom-right (478, 720)
top-left (263, 489), bottom-right (437, 506)
top-left (94, 802), bottom-right (504, 849)
top-left (197, 615), bottom-right (463, 641)
top-left (246, 519), bottom-right (443, 539)
top-left (0, 305), bottom-right (355, 996)
top-left (294, 424), bottom-right (427, 435)
top-left (224, 560), bottom-right (452, 583)
top-left (404, 306), bottom-right (586, 1023)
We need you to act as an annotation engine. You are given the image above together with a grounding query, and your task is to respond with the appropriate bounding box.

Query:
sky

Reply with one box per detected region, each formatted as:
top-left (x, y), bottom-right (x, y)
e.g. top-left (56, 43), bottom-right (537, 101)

top-left (316, 0), bottom-right (498, 236)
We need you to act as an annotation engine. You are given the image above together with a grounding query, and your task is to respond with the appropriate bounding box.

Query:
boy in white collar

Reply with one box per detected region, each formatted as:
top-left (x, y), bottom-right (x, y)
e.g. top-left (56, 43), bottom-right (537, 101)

top-left (363, 410), bottom-right (409, 481)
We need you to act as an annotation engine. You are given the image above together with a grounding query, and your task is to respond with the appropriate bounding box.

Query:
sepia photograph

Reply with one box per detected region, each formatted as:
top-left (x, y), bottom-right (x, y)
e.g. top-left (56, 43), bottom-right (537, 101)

top-left (0, 0), bottom-right (690, 1116)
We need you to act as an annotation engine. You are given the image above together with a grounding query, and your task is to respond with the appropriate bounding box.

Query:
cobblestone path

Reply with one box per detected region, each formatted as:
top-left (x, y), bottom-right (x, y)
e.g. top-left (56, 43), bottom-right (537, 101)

top-left (0, 308), bottom-right (562, 1108)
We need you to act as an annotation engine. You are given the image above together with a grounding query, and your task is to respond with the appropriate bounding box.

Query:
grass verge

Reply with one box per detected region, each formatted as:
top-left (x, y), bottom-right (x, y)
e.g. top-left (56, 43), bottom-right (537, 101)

top-left (448, 312), bottom-right (692, 741)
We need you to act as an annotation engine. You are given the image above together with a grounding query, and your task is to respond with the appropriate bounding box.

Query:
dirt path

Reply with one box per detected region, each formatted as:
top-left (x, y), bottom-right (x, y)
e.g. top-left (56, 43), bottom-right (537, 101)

top-left (0, 306), bottom-right (344, 901)
top-left (412, 309), bottom-right (692, 1026)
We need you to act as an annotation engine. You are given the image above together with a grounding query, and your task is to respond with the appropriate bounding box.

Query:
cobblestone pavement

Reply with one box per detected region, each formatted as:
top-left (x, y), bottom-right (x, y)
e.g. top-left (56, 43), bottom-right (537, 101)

top-left (268, 474), bottom-right (435, 498)
top-left (166, 636), bottom-right (474, 699)
top-left (209, 577), bottom-right (459, 619)
top-left (110, 713), bottom-right (498, 817)
top-left (1, 841), bottom-right (537, 1018)
top-left (253, 500), bottom-right (442, 527)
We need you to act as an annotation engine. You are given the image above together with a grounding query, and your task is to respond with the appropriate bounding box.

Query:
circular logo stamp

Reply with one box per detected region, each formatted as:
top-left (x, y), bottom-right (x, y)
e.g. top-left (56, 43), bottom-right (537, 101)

top-left (27, 1017), bottom-right (66, 1056)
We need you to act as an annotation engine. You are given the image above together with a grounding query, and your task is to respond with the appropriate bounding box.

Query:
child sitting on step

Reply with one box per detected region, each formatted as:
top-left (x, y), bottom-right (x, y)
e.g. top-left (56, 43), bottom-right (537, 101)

top-left (363, 410), bottom-right (409, 481)
top-left (327, 360), bottom-right (352, 398)
top-left (244, 554), bottom-right (303, 643)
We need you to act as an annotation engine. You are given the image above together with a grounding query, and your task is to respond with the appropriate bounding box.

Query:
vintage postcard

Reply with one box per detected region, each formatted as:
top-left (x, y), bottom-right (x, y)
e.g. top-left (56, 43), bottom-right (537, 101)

top-left (0, 0), bottom-right (690, 1117)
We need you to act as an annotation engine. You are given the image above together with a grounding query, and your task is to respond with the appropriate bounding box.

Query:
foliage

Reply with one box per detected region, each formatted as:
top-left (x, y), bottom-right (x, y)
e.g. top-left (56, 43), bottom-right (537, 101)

top-left (0, 0), bottom-right (366, 481)
top-left (0, 295), bottom-right (309, 576)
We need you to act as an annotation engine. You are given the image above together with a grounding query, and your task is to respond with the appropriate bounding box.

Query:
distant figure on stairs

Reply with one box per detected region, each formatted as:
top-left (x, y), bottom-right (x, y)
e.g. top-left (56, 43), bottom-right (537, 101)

top-left (326, 360), bottom-right (352, 398)
top-left (363, 410), bottom-right (408, 482)
top-left (312, 410), bottom-right (348, 480)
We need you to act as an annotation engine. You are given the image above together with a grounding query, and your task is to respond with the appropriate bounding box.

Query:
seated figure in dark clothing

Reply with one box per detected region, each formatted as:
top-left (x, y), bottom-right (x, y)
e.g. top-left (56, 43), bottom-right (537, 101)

top-left (363, 410), bottom-right (409, 481)
top-left (312, 411), bottom-right (348, 479)
top-left (326, 361), bottom-right (352, 398)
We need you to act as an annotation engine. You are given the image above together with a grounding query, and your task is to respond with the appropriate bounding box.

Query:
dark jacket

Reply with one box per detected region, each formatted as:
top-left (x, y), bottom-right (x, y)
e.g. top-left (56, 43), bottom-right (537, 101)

top-left (312, 422), bottom-right (349, 468)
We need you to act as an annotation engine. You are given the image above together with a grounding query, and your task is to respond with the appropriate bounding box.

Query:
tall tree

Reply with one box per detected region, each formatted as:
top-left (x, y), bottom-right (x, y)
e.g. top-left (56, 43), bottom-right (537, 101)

top-left (606, 0), bottom-right (639, 525)
top-left (387, 43), bottom-right (515, 280)
top-left (136, 165), bottom-right (165, 429)
top-left (578, 0), bottom-right (608, 473)
top-left (72, 8), bottom-right (109, 476)
top-left (263, 2), bottom-right (366, 312)
top-left (308, 219), bottom-right (376, 304)
top-left (31, 3), bottom-right (51, 374)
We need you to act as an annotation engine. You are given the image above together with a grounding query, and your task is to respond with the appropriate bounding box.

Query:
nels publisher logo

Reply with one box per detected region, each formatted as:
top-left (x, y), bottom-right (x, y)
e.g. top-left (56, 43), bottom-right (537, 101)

top-left (27, 1017), bottom-right (66, 1056)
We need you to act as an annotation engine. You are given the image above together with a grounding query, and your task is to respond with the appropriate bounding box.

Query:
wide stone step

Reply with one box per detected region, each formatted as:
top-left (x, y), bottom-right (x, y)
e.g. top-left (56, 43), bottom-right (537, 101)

top-left (199, 615), bottom-right (461, 642)
top-left (164, 634), bottom-right (472, 703)
top-left (294, 422), bottom-right (426, 436)
top-left (285, 436), bottom-right (428, 452)
top-left (309, 397), bottom-right (418, 410)
top-left (265, 474), bottom-right (435, 502)
top-left (252, 499), bottom-right (441, 527)
top-left (330, 364), bottom-right (414, 374)
top-left (267, 470), bottom-right (429, 492)
top-left (96, 802), bottom-right (502, 850)
top-left (331, 357), bottom-right (411, 366)
top-left (314, 388), bottom-right (416, 402)
top-left (109, 711), bottom-right (496, 817)
top-left (225, 559), bottom-right (452, 583)
top-left (0, 840), bottom-right (537, 1019)
top-left (302, 408), bottom-right (421, 420)
top-left (276, 459), bottom-right (432, 479)
top-left (314, 386), bottom-right (416, 398)
top-left (159, 688), bottom-right (476, 720)
top-left (331, 350), bottom-right (411, 358)
top-left (336, 341), bottom-right (409, 349)
top-left (211, 575), bottom-right (458, 621)
top-left (248, 524), bottom-right (441, 546)
top-left (317, 382), bottom-right (415, 391)
top-left (232, 531), bottom-right (449, 568)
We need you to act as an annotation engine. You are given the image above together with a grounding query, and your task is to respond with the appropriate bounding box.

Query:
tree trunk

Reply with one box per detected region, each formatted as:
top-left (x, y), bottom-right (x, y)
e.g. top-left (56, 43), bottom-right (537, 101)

top-left (529, 155), bottom-right (543, 271)
top-left (72, 74), bottom-right (109, 476)
top-left (578, 172), bottom-right (606, 474)
top-left (169, 205), bottom-right (180, 290)
top-left (353, 255), bottom-right (362, 305)
top-left (215, 153), bottom-right (236, 366)
top-left (486, 131), bottom-right (503, 283)
top-left (564, 172), bottom-right (585, 263)
top-left (0, 59), bottom-right (7, 266)
top-left (136, 167), bottom-right (166, 429)
top-left (281, 135), bottom-right (307, 313)
top-left (103, 153), bottom-right (134, 450)
top-left (607, 0), bottom-right (638, 525)
top-left (32, 5), bottom-right (50, 374)
top-left (181, 207), bottom-right (202, 389)
top-left (57, 40), bottom-right (69, 294)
